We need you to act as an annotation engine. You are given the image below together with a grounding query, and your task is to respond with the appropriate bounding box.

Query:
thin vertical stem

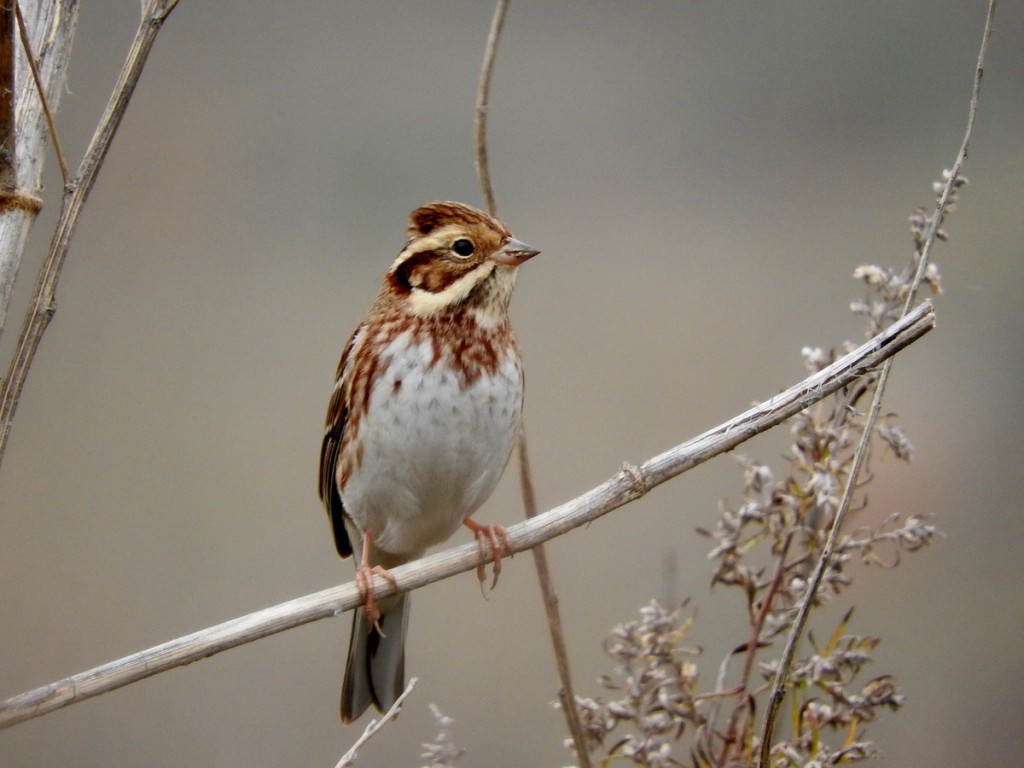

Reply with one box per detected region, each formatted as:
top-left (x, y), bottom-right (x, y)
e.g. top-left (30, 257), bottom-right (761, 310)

top-left (15, 0), bottom-right (69, 185)
top-left (474, 3), bottom-right (592, 765)
top-left (517, 429), bottom-right (592, 768)
top-left (474, 0), bottom-right (508, 218)
top-left (757, 2), bottom-right (997, 764)
top-left (0, 0), bottom-right (15, 191)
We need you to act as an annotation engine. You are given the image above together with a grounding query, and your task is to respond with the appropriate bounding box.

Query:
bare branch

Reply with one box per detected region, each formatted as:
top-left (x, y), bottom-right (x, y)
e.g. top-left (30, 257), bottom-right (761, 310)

top-left (473, 3), bottom-right (591, 762)
top-left (0, 1), bottom-right (15, 191)
top-left (15, 0), bottom-right (70, 185)
top-left (474, 0), bottom-right (508, 218)
top-left (334, 678), bottom-right (417, 768)
top-left (0, 302), bottom-right (935, 731)
top-left (0, 0), bottom-right (77, 339)
top-left (520, 427), bottom-right (592, 768)
top-left (757, 3), bottom-right (997, 764)
top-left (0, 0), bottom-right (180, 472)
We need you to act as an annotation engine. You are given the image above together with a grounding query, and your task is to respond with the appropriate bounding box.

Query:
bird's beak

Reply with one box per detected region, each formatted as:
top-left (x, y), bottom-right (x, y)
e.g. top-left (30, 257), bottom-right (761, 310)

top-left (491, 237), bottom-right (540, 266)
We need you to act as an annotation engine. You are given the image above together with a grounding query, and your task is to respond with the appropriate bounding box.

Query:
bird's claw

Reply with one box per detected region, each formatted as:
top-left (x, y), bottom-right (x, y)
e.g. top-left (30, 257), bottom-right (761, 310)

top-left (356, 563), bottom-right (398, 633)
top-left (464, 519), bottom-right (510, 591)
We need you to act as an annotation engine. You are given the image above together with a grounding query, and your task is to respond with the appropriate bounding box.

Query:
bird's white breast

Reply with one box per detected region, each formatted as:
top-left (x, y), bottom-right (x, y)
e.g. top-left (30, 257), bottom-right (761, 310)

top-left (341, 333), bottom-right (522, 557)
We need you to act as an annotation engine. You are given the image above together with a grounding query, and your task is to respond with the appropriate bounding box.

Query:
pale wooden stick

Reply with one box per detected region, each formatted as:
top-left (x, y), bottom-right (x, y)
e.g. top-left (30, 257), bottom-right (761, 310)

top-left (0, 0), bottom-right (77, 339)
top-left (0, 302), bottom-right (935, 731)
top-left (15, 0), bottom-right (70, 185)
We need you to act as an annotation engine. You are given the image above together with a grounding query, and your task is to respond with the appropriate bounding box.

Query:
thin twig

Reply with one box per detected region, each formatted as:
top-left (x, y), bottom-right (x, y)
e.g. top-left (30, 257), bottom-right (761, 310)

top-left (0, 0), bottom-right (180, 473)
top-left (14, 0), bottom-right (69, 186)
top-left (0, 0), bottom-right (77, 342)
top-left (756, 3), bottom-right (996, 764)
top-left (334, 678), bottom-right (417, 768)
top-left (0, 0), bottom-right (15, 191)
top-left (474, 0), bottom-right (508, 218)
top-left (519, 428), bottom-right (593, 768)
top-left (718, 535), bottom-right (793, 765)
top-left (473, 2), bottom-right (592, 763)
top-left (0, 302), bottom-right (935, 730)
top-left (900, 31), bottom-right (991, 314)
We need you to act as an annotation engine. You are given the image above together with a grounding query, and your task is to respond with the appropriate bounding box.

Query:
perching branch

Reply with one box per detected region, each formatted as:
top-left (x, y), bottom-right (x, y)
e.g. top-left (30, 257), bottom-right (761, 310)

top-left (756, 3), bottom-right (996, 764)
top-left (0, 301), bottom-right (935, 731)
top-left (0, 0), bottom-right (180, 473)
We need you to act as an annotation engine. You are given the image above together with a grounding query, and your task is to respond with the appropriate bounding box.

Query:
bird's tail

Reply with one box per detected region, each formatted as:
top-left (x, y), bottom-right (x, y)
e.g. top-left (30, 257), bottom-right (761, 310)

top-left (340, 594), bottom-right (409, 723)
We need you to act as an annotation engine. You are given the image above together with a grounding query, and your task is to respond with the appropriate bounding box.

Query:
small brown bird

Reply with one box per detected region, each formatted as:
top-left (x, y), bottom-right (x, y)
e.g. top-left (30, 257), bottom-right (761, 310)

top-left (318, 201), bottom-right (539, 722)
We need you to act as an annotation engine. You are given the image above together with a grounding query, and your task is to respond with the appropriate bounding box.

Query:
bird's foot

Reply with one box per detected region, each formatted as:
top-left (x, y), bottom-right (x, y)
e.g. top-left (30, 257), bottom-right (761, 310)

top-left (355, 563), bottom-right (398, 632)
top-left (464, 518), bottom-right (510, 591)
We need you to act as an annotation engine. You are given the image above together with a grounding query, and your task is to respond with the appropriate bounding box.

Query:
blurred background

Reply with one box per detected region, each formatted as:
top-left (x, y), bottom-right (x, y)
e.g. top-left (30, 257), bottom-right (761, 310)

top-left (1, 1), bottom-right (1021, 765)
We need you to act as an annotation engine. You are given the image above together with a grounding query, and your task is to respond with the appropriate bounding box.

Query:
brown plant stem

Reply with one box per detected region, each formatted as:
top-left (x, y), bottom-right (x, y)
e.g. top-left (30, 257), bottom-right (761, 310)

top-left (473, 2), bottom-right (592, 763)
top-left (0, 303), bottom-right (935, 730)
top-left (756, 3), bottom-right (997, 764)
top-left (0, 0), bottom-right (77, 342)
top-left (518, 427), bottom-right (592, 768)
top-left (718, 534), bottom-right (793, 765)
top-left (0, 0), bottom-right (15, 192)
top-left (0, 0), bottom-right (180, 473)
top-left (15, 0), bottom-right (69, 185)
top-left (474, 0), bottom-right (507, 219)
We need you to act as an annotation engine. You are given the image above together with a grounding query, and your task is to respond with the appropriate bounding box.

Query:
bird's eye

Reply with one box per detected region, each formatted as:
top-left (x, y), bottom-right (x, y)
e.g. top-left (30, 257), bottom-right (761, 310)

top-left (451, 238), bottom-right (475, 258)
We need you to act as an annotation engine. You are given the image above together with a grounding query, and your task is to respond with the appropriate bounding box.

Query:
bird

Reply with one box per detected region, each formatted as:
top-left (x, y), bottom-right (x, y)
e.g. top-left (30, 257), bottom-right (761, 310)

top-left (318, 201), bottom-right (539, 723)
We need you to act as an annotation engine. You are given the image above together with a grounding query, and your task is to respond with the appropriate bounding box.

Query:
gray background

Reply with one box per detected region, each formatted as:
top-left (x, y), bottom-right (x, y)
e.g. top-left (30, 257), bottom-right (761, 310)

top-left (1, 2), bottom-right (1022, 766)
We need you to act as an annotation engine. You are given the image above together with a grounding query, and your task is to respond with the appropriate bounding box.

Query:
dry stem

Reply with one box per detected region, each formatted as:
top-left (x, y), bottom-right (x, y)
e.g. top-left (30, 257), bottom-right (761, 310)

top-left (334, 678), bottom-right (418, 768)
top-left (473, 2), bottom-right (592, 763)
top-left (519, 427), bottom-right (592, 768)
top-left (0, 0), bottom-right (180, 472)
top-left (756, 3), bottom-right (997, 764)
top-left (474, 0), bottom-right (508, 218)
top-left (0, 1), bottom-right (14, 192)
top-left (14, 0), bottom-right (69, 185)
top-left (0, 0), bottom-right (76, 339)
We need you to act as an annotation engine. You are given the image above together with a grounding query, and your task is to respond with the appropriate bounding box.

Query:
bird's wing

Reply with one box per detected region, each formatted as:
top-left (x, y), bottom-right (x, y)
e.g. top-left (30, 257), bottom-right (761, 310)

top-left (319, 326), bottom-right (363, 559)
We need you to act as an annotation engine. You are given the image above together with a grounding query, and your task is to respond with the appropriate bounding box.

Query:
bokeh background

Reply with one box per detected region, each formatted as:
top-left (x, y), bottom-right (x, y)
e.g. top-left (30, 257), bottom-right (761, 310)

top-left (1, 2), bottom-right (1022, 766)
